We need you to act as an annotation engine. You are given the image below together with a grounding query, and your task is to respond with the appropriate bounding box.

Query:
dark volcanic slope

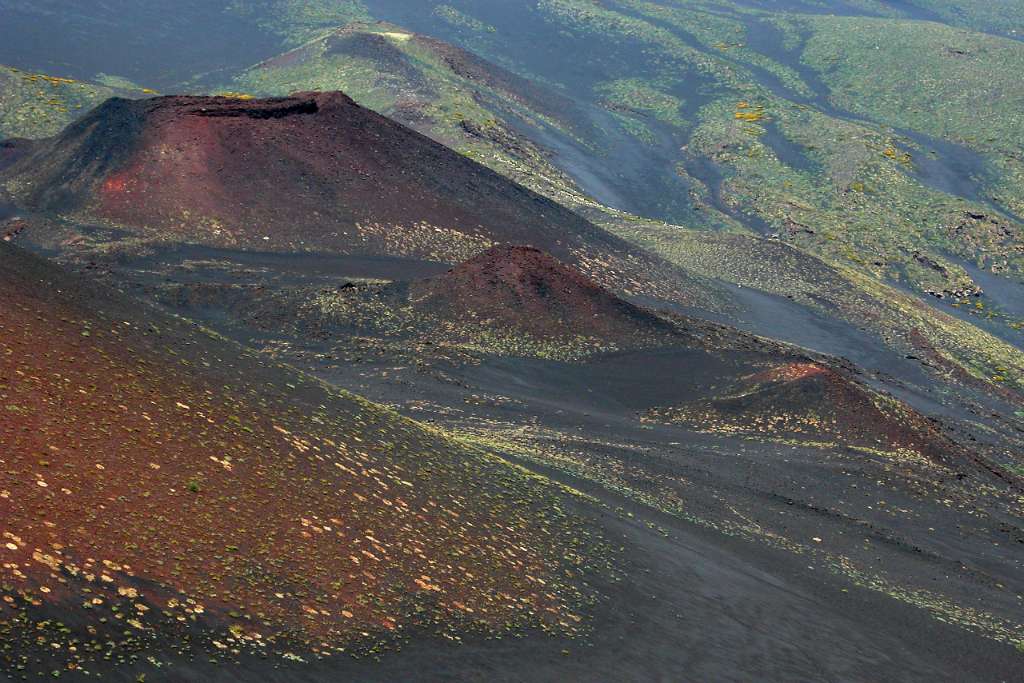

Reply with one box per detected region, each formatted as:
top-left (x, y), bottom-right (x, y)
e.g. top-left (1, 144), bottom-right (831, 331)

top-left (144, 243), bottom-right (1008, 489)
top-left (144, 243), bottom-right (701, 364)
top-left (411, 250), bottom-right (1016, 487)
top-left (0, 91), bottom-right (698, 302)
top-left (644, 360), bottom-right (1015, 478)
top-left (0, 241), bottom-right (607, 676)
top-left (0, 138), bottom-right (33, 171)
top-left (136, 239), bottom-right (1024, 679)
top-left (409, 245), bottom-right (676, 342)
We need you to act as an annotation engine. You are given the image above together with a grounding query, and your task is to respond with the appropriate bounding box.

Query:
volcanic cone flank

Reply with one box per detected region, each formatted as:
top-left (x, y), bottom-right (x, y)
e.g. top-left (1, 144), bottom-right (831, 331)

top-left (412, 245), bottom-right (675, 341)
top-left (0, 241), bottom-right (603, 672)
top-left (3, 92), bottom-right (620, 262)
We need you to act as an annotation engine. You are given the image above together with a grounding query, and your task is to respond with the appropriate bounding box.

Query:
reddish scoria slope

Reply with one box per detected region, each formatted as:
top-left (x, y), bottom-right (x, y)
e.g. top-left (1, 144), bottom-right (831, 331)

top-left (409, 245), bottom-right (678, 343)
top-left (0, 92), bottom-right (694, 301)
top-left (647, 361), bottom-right (962, 463)
top-left (0, 241), bottom-right (606, 675)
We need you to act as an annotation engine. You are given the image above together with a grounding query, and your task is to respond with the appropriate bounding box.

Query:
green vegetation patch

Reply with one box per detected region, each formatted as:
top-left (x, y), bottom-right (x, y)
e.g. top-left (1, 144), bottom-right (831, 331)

top-left (596, 78), bottom-right (687, 128)
top-left (0, 66), bottom-right (151, 140)
top-left (228, 0), bottom-right (372, 46)
top-left (800, 15), bottom-right (1024, 216)
top-left (433, 5), bottom-right (497, 33)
